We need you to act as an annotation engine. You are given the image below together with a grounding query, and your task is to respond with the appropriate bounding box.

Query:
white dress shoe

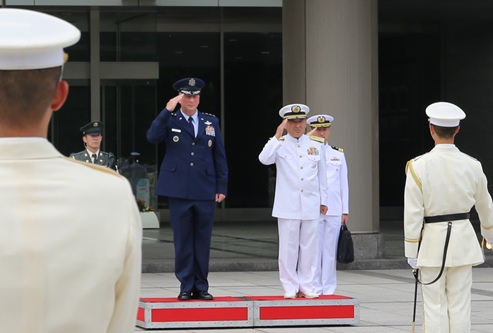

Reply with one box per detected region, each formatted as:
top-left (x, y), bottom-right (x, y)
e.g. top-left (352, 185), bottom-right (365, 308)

top-left (298, 291), bottom-right (319, 299)
top-left (283, 292), bottom-right (297, 299)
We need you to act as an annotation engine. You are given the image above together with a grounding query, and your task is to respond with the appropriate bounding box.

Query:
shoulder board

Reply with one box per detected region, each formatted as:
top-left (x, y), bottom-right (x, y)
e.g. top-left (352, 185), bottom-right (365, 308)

top-left (100, 151), bottom-right (114, 157)
top-left (331, 146), bottom-right (344, 152)
top-left (70, 151), bottom-right (85, 158)
top-left (405, 154), bottom-right (424, 173)
top-left (310, 135), bottom-right (324, 143)
top-left (279, 136), bottom-right (285, 141)
top-left (202, 112), bottom-right (217, 118)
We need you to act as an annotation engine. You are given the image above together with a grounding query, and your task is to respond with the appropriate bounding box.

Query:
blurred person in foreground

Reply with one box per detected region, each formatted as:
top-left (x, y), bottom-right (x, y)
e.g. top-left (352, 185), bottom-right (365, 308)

top-left (0, 8), bottom-right (142, 333)
top-left (404, 102), bottom-right (493, 333)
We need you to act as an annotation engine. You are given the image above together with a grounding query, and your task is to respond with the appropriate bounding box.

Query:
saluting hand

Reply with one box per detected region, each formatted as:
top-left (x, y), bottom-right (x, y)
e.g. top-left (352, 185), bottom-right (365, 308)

top-left (275, 119), bottom-right (287, 139)
top-left (166, 93), bottom-right (184, 112)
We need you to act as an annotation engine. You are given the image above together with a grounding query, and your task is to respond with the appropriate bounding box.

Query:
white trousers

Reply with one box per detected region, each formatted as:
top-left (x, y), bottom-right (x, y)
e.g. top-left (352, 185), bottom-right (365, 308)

top-left (277, 218), bottom-right (319, 295)
top-left (313, 215), bottom-right (341, 295)
top-left (421, 265), bottom-right (472, 333)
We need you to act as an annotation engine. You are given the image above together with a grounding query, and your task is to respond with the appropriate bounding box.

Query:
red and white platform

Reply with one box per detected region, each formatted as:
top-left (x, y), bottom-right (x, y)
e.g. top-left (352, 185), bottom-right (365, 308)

top-left (136, 295), bottom-right (359, 329)
top-left (137, 297), bottom-right (253, 329)
top-left (249, 295), bottom-right (359, 327)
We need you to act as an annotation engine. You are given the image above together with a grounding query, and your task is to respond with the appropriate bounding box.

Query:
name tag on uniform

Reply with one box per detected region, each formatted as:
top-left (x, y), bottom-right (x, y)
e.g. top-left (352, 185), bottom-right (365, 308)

top-left (172, 128), bottom-right (181, 133)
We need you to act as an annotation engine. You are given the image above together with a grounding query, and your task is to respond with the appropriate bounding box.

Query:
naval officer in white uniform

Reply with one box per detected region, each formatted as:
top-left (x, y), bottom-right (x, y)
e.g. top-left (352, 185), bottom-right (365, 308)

top-left (307, 114), bottom-right (349, 295)
top-left (404, 102), bottom-right (493, 333)
top-left (259, 104), bottom-right (328, 299)
top-left (0, 9), bottom-right (142, 333)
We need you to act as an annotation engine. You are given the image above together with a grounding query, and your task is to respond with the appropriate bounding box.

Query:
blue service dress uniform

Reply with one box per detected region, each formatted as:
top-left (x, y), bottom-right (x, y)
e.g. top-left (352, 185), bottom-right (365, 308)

top-left (147, 108), bottom-right (228, 293)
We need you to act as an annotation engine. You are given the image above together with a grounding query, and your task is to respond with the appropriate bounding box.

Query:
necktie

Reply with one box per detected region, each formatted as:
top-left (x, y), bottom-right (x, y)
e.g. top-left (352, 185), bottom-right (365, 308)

top-left (188, 117), bottom-right (195, 137)
top-left (92, 153), bottom-right (97, 164)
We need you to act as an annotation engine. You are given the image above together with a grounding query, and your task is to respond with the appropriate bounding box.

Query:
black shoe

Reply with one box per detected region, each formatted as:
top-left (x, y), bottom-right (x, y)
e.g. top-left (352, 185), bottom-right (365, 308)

top-left (177, 291), bottom-right (192, 301)
top-left (192, 290), bottom-right (214, 300)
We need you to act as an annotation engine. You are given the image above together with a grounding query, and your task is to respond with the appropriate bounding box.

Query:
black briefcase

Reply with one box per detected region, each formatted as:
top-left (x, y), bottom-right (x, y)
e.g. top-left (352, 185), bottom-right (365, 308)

top-left (337, 224), bottom-right (354, 264)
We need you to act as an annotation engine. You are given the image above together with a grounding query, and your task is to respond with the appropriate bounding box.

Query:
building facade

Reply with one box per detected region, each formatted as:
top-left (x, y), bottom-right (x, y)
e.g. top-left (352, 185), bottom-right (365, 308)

top-left (5, 1), bottom-right (493, 250)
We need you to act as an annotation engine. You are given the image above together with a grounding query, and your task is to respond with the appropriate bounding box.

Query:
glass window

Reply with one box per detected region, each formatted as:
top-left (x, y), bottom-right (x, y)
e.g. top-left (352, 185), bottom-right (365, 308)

top-left (223, 32), bottom-right (282, 208)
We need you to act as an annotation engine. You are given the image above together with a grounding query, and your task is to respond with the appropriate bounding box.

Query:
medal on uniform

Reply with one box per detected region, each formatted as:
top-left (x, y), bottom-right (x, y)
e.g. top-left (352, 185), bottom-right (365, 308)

top-left (307, 146), bottom-right (319, 155)
top-left (208, 139), bottom-right (212, 147)
top-left (204, 121), bottom-right (212, 126)
top-left (173, 136), bottom-right (179, 142)
top-left (205, 125), bottom-right (215, 137)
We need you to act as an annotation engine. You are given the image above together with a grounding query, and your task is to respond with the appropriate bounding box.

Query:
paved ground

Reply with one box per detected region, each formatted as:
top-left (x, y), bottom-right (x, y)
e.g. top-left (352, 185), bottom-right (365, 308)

top-left (137, 219), bottom-right (493, 331)
top-left (136, 268), bottom-right (493, 332)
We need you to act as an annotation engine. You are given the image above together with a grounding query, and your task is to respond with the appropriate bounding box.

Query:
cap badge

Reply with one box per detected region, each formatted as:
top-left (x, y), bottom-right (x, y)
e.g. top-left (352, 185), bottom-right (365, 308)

top-left (317, 116), bottom-right (326, 123)
top-left (93, 122), bottom-right (98, 127)
top-left (189, 78), bottom-right (196, 86)
top-left (291, 105), bottom-right (301, 113)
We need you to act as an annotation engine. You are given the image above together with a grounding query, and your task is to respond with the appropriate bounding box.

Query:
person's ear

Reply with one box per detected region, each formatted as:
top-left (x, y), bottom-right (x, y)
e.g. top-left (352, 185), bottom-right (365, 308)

top-left (50, 80), bottom-right (69, 112)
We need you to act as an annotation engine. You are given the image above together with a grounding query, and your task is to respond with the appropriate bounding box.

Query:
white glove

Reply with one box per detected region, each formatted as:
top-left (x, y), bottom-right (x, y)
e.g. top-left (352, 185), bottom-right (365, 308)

top-left (407, 257), bottom-right (418, 269)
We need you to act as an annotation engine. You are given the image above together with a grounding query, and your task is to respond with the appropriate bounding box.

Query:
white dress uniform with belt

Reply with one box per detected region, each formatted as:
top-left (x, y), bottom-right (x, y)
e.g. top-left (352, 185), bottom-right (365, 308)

top-left (0, 9), bottom-right (142, 333)
top-left (259, 104), bottom-right (328, 298)
top-left (308, 115), bottom-right (349, 295)
top-left (404, 102), bottom-right (493, 333)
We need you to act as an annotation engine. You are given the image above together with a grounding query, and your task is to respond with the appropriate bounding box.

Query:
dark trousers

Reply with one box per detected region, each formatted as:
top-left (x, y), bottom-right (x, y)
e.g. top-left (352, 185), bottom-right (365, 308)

top-left (168, 197), bottom-right (216, 292)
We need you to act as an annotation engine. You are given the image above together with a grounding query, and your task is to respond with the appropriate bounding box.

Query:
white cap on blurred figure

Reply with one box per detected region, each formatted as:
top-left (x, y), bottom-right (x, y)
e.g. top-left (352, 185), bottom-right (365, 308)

top-left (426, 102), bottom-right (466, 127)
top-left (0, 8), bottom-right (81, 70)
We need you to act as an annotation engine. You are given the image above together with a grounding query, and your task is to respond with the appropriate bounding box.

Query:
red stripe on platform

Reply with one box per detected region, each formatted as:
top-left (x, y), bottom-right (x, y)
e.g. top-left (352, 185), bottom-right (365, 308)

top-left (152, 307), bottom-right (249, 322)
top-left (260, 305), bottom-right (354, 320)
top-left (246, 295), bottom-right (351, 301)
top-left (140, 297), bottom-right (244, 303)
top-left (137, 307), bottom-right (145, 321)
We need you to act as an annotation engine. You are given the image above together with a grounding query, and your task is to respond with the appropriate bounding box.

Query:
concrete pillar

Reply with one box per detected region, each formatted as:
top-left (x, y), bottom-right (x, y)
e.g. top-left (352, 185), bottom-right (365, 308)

top-left (283, 0), bottom-right (381, 257)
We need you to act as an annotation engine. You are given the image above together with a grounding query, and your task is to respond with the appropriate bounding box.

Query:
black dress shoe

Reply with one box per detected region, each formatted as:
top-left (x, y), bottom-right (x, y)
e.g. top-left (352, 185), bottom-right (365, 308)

top-left (177, 291), bottom-right (192, 301)
top-left (192, 290), bottom-right (214, 300)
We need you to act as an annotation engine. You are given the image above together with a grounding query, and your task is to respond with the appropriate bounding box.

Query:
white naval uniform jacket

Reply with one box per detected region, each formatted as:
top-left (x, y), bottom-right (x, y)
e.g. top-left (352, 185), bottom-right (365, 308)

top-left (259, 134), bottom-right (328, 220)
top-left (0, 138), bottom-right (142, 333)
top-left (404, 144), bottom-right (493, 267)
top-left (325, 145), bottom-right (349, 217)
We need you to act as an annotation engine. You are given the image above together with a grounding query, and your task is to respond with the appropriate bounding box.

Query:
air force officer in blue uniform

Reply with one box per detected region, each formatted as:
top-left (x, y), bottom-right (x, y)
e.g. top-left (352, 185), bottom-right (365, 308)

top-left (147, 78), bottom-right (228, 301)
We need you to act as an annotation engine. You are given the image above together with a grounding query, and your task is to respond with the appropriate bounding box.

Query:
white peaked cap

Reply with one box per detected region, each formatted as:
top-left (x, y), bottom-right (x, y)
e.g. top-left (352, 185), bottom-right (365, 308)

top-left (307, 114), bottom-right (334, 127)
top-left (426, 102), bottom-right (466, 127)
top-left (0, 8), bottom-right (81, 70)
top-left (279, 103), bottom-right (310, 119)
